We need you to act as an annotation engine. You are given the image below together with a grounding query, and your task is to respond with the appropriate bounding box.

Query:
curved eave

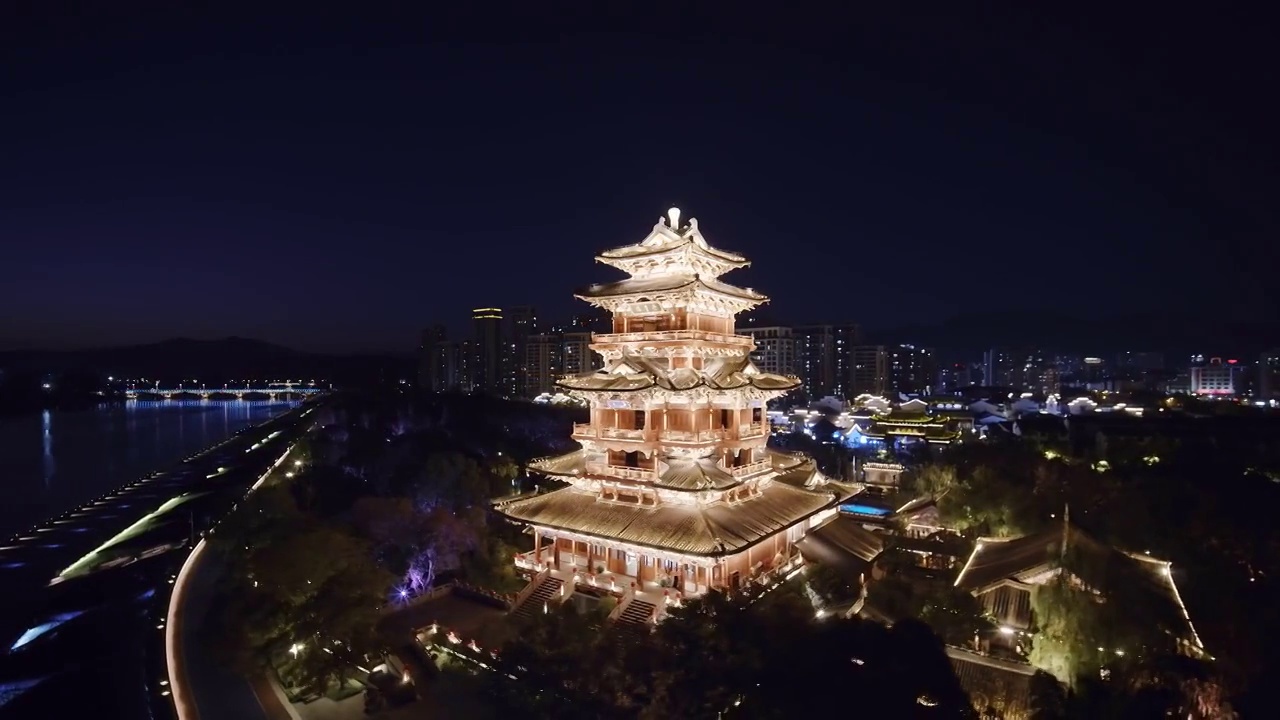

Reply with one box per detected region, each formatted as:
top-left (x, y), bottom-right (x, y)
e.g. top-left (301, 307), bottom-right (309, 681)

top-left (597, 238), bottom-right (748, 265)
top-left (574, 277), bottom-right (766, 304)
top-left (861, 430), bottom-right (960, 443)
top-left (494, 490), bottom-right (841, 558)
top-left (555, 375), bottom-right (799, 394)
top-left (533, 466), bottom-right (582, 478)
top-left (555, 377), bottom-right (655, 393)
top-left (870, 414), bottom-right (947, 424)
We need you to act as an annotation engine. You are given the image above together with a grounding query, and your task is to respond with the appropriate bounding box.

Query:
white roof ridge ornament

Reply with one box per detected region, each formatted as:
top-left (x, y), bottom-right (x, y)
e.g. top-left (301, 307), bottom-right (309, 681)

top-left (688, 217), bottom-right (708, 248)
top-left (667, 206), bottom-right (681, 230)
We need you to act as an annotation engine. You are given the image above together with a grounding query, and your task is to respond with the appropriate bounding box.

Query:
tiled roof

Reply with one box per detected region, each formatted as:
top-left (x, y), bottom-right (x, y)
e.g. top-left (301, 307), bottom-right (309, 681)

top-left (495, 481), bottom-right (837, 556)
top-left (556, 354), bottom-right (799, 394)
top-left (655, 458), bottom-right (738, 491)
top-left (576, 274), bottom-right (765, 301)
top-left (799, 514), bottom-right (886, 564)
top-left (947, 648), bottom-right (1034, 720)
top-left (598, 234), bottom-right (746, 263)
top-left (955, 524), bottom-right (1200, 647)
top-left (528, 448), bottom-right (587, 476)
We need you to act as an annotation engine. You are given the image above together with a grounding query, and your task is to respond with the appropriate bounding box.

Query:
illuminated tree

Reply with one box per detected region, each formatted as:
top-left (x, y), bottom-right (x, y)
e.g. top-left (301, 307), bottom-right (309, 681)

top-left (908, 463), bottom-right (957, 499)
top-left (214, 522), bottom-right (395, 696)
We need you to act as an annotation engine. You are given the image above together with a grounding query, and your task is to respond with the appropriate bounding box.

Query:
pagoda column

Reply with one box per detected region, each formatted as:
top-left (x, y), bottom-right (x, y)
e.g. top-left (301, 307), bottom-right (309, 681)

top-left (533, 531), bottom-right (542, 566)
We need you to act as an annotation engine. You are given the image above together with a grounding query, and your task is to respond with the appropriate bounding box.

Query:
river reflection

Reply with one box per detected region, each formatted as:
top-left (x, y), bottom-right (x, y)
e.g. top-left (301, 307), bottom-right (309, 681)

top-left (0, 400), bottom-right (298, 537)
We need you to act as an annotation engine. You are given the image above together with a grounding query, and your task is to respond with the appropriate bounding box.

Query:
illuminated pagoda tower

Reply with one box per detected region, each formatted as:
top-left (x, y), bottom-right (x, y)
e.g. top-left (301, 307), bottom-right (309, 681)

top-left (498, 208), bottom-right (847, 599)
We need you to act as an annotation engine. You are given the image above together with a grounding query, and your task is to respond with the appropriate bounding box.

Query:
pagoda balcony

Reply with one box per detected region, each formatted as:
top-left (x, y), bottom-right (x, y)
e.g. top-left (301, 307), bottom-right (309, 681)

top-left (592, 330), bottom-right (754, 346)
top-left (572, 424), bottom-right (647, 441)
top-left (661, 429), bottom-right (727, 443)
top-left (721, 459), bottom-right (771, 477)
top-left (586, 463), bottom-right (655, 481)
top-left (736, 423), bottom-right (766, 439)
top-left (600, 427), bottom-right (647, 440)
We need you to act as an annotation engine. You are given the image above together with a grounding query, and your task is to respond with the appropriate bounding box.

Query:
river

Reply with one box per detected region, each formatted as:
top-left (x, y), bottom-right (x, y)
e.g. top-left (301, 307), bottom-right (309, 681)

top-left (0, 399), bottom-right (299, 538)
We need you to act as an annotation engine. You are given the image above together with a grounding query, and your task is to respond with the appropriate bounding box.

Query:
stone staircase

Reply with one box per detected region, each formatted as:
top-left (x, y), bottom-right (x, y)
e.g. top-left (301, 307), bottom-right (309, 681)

top-left (612, 597), bottom-right (657, 637)
top-left (510, 575), bottom-right (564, 619)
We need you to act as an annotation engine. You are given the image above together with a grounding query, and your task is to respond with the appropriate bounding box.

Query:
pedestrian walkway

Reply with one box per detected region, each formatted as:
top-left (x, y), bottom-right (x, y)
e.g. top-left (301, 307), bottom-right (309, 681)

top-left (177, 547), bottom-right (298, 719)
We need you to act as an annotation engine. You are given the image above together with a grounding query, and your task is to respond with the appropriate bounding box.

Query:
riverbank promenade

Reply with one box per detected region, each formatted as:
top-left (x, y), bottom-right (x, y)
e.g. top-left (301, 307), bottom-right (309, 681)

top-left (0, 402), bottom-right (318, 716)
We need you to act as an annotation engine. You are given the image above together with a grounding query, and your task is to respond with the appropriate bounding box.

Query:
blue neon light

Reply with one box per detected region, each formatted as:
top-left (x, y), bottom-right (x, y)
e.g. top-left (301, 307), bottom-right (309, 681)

top-left (839, 503), bottom-right (891, 517)
top-left (0, 676), bottom-right (49, 708)
top-left (9, 610), bottom-right (85, 651)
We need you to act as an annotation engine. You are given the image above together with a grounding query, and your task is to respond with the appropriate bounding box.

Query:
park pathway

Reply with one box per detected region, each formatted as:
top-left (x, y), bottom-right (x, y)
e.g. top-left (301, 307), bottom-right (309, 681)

top-left (174, 543), bottom-right (297, 719)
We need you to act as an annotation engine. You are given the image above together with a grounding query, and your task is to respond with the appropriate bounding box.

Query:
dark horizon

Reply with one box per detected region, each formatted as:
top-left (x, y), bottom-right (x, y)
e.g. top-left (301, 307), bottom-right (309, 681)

top-left (4, 306), bottom-right (1277, 363)
top-left (4, 6), bottom-right (1277, 353)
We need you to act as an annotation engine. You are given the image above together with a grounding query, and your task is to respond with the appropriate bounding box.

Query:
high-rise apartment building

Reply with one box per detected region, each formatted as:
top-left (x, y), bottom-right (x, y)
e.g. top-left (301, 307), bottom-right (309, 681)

top-left (850, 345), bottom-right (888, 396)
top-left (418, 324), bottom-right (447, 390)
top-left (1260, 350), bottom-right (1280, 401)
top-left (507, 305), bottom-right (539, 396)
top-left (983, 347), bottom-right (1014, 387)
top-left (471, 307), bottom-right (512, 395)
top-left (524, 332), bottom-right (564, 397)
top-left (740, 326), bottom-right (795, 377)
top-left (419, 326), bottom-right (473, 392)
top-left (937, 362), bottom-right (977, 392)
top-left (524, 329), bottom-right (602, 396)
top-left (429, 343), bottom-right (472, 391)
top-left (887, 344), bottom-right (936, 396)
top-left (983, 347), bottom-right (1050, 391)
top-left (569, 311), bottom-right (610, 333)
top-left (793, 324), bottom-right (859, 399)
top-left (561, 331), bottom-right (597, 377)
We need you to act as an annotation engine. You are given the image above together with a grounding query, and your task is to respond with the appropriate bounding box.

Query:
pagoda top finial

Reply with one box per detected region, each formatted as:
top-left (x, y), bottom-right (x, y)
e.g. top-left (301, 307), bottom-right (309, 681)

top-left (667, 206), bottom-right (681, 230)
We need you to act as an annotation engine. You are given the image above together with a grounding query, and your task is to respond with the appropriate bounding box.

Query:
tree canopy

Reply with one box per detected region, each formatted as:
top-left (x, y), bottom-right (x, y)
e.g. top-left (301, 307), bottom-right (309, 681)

top-left (487, 585), bottom-right (973, 719)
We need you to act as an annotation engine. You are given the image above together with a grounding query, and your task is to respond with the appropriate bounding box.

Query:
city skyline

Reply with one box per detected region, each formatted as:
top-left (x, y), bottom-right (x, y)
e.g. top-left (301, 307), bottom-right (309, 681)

top-left (4, 7), bottom-right (1279, 719)
top-left (4, 7), bottom-right (1278, 352)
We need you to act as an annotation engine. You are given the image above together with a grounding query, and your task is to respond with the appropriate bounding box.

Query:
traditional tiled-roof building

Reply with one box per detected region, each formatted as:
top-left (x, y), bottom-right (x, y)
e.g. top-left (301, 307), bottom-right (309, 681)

top-left (497, 209), bottom-right (852, 596)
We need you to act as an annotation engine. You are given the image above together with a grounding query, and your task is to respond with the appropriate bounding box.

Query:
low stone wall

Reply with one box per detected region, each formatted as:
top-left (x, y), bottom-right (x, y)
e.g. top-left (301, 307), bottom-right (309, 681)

top-left (451, 582), bottom-right (513, 611)
top-left (384, 581), bottom-right (514, 615)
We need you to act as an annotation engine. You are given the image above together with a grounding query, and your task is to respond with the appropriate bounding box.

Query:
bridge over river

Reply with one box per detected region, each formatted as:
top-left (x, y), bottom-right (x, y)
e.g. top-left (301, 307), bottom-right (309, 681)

top-left (125, 383), bottom-right (328, 399)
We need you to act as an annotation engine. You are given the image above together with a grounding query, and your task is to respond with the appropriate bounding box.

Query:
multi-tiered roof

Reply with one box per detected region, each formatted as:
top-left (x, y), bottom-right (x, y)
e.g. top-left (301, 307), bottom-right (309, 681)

top-left (856, 398), bottom-right (962, 445)
top-left (496, 210), bottom-right (845, 564)
top-left (556, 213), bottom-right (795, 401)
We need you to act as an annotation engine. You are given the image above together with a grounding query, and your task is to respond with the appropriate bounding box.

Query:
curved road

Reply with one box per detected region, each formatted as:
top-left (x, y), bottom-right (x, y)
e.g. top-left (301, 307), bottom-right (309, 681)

top-left (168, 447), bottom-right (302, 720)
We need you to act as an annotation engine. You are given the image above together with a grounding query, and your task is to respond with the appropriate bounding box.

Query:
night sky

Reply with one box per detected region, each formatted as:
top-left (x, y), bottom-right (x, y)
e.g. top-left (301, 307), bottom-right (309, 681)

top-left (3, 5), bottom-right (1277, 352)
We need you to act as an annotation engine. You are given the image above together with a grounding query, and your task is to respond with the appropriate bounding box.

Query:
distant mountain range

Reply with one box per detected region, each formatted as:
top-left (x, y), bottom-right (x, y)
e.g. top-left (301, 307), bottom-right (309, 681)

top-left (866, 311), bottom-right (1279, 360)
top-left (0, 337), bottom-right (412, 385)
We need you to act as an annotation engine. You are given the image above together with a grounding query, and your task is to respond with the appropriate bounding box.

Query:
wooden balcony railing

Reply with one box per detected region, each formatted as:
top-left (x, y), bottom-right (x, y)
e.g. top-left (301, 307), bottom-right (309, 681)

top-left (573, 425), bottom-right (647, 440)
top-left (600, 428), bottom-right (646, 440)
top-left (586, 463), bottom-right (654, 481)
top-left (592, 330), bottom-right (754, 346)
top-left (661, 429), bottom-right (727, 442)
top-left (722, 459), bottom-right (771, 477)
